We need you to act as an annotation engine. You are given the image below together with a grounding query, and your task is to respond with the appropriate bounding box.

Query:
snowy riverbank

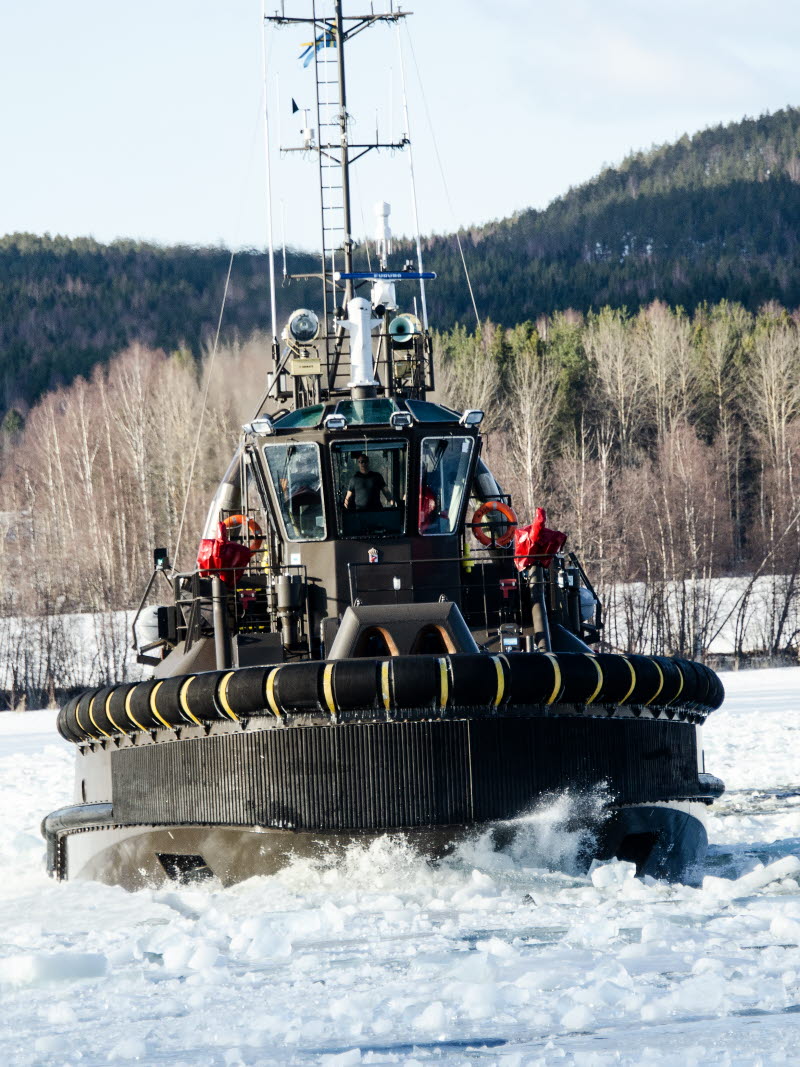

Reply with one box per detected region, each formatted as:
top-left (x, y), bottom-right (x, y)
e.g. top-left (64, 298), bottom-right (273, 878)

top-left (0, 668), bottom-right (798, 1065)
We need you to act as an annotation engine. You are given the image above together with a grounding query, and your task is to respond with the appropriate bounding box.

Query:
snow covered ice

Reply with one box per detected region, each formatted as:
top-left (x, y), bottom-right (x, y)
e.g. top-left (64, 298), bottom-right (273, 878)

top-left (1, 669), bottom-right (798, 1065)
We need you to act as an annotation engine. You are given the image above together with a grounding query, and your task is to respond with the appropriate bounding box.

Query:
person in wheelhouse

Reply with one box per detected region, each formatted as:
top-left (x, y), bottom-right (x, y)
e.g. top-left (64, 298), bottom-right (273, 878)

top-left (344, 452), bottom-right (395, 511)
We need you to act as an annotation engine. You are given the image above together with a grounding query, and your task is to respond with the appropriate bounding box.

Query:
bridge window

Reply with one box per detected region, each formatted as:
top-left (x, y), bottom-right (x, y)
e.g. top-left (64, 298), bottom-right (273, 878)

top-left (201, 449), bottom-right (266, 540)
top-left (334, 398), bottom-right (399, 425)
top-left (263, 442), bottom-right (326, 541)
top-left (331, 440), bottom-right (407, 538)
top-left (419, 436), bottom-right (475, 535)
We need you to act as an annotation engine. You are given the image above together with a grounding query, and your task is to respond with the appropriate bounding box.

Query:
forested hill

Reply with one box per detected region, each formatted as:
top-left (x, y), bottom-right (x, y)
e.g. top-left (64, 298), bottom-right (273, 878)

top-left (420, 107), bottom-right (800, 325)
top-left (3, 107), bottom-right (800, 420)
top-left (0, 235), bottom-right (319, 420)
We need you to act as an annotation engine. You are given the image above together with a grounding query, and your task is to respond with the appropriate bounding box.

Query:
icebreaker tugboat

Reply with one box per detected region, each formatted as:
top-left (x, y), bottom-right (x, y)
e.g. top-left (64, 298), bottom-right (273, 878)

top-left (44, 1), bottom-right (724, 889)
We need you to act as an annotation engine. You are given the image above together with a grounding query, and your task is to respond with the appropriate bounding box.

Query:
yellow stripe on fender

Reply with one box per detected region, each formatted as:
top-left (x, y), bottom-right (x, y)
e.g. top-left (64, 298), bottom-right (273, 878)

top-left (643, 659), bottom-right (664, 706)
top-left (105, 689), bottom-right (126, 734)
top-left (217, 672), bottom-right (239, 722)
top-left (584, 655), bottom-right (604, 705)
top-left (491, 656), bottom-right (505, 706)
top-left (265, 668), bottom-right (282, 718)
top-left (668, 662), bottom-right (685, 705)
top-left (544, 654), bottom-right (562, 704)
top-left (148, 681), bottom-right (174, 730)
top-left (179, 677), bottom-right (202, 724)
top-left (438, 657), bottom-right (449, 709)
top-left (619, 657), bottom-right (637, 705)
top-left (75, 699), bottom-right (89, 737)
top-left (323, 663), bottom-right (336, 716)
top-left (125, 686), bottom-right (147, 732)
top-left (87, 695), bottom-right (110, 739)
top-left (381, 660), bottom-right (392, 711)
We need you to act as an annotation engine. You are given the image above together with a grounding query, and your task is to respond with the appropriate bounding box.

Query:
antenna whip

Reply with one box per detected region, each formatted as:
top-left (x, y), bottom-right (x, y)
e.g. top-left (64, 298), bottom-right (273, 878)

top-left (404, 25), bottom-right (480, 327)
top-left (397, 21), bottom-right (429, 330)
top-left (261, 0), bottom-right (279, 346)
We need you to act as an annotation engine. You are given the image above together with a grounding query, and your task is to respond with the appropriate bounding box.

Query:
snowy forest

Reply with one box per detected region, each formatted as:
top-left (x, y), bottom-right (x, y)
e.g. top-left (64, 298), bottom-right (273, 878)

top-left (2, 298), bottom-right (800, 705)
top-left (4, 108), bottom-right (800, 425)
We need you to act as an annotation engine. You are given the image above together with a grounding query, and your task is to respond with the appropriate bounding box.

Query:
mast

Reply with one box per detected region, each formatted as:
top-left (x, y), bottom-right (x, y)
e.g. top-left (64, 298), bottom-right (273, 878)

top-left (265, 3), bottom-right (436, 406)
top-left (260, 0), bottom-right (280, 362)
top-left (334, 0), bottom-right (354, 307)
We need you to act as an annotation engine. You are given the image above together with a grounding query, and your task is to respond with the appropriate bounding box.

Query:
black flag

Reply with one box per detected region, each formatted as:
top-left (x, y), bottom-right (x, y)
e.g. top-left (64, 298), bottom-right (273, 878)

top-left (291, 98), bottom-right (300, 114)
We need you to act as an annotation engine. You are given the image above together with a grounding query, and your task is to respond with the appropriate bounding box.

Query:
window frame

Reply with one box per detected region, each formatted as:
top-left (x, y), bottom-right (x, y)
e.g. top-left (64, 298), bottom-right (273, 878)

top-left (330, 437), bottom-right (410, 539)
top-left (261, 440), bottom-right (327, 543)
top-left (418, 434), bottom-right (476, 537)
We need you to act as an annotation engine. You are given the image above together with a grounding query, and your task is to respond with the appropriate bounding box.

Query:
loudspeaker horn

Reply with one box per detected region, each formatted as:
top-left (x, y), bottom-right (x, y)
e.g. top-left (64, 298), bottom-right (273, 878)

top-left (388, 313), bottom-right (422, 346)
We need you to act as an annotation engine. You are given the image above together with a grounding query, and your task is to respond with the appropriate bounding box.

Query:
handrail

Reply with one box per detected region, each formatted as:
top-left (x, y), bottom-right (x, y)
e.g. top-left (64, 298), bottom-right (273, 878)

top-left (168, 562), bottom-right (310, 655)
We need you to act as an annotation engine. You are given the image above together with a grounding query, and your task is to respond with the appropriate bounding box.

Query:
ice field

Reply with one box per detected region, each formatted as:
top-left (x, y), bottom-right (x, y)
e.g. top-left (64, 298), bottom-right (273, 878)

top-left (0, 668), bottom-right (798, 1066)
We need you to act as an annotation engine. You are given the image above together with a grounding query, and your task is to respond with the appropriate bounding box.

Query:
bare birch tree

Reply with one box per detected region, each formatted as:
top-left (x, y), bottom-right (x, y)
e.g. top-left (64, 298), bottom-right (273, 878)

top-left (437, 323), bottom-right (503, 429)
top-left (584, 308), bottom-right (646, 461)
top-left (636, 301), bottom-right (696, 439)
top-left (696, 301), bottom-right (748, 561)
top-left (746, 317), bottom-right (800, 516)
top-left (504, 343), bottom-right (561, 521)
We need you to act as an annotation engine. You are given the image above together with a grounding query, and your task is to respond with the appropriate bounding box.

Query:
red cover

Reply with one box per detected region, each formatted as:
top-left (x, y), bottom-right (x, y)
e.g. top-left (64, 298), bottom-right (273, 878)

top-left (419, 486), bottom-right (438, 532)
top-left (513, 507), bottom-right (567, 571)
top-left (196, 522), bottom-right (254, 584)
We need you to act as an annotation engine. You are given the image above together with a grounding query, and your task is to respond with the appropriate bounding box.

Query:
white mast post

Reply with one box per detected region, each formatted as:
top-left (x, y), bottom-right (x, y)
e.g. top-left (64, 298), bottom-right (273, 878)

top-left (260, 0), bottom-right (279, 353)
top-left (397, 22), bottom-right (429, 331)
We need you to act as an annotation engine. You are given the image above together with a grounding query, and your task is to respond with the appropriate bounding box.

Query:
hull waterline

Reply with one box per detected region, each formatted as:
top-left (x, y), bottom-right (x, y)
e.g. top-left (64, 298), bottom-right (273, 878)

top-left (46, 802), bottom-right (716, 890)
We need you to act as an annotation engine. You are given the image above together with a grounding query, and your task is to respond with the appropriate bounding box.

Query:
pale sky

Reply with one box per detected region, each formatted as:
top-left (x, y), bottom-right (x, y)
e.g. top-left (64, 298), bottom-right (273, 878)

top-left (1, 1), bottom-right (798, 253)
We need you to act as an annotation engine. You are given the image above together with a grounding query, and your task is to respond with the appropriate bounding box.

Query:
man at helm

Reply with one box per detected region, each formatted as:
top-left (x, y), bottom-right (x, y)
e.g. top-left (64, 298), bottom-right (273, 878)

top-left (344, 453), bottom-right (394, 511)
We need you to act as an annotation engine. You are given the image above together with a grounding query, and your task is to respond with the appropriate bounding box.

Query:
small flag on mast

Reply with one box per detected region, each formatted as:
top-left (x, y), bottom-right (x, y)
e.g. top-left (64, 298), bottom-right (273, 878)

top-left (298, 27), bottom-right (337, 67)
top-left (291, 99), bottom-right (300, 114)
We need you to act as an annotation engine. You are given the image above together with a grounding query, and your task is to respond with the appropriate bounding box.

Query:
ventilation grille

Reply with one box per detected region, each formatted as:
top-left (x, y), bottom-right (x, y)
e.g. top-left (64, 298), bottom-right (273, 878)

top-left (112, 718), bottom-right (698, 831)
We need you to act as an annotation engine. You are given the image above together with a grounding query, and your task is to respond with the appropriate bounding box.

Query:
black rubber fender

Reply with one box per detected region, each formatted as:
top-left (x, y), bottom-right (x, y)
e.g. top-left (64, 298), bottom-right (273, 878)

top-left (557, 653), bottom-right (606, 704)
top-left (330, 659), bottom-right (384, 714)
top-left (88, 685), bottom-right (123, 737)
top-left (58, 695), bottom-right (83, 743)
top-left (180, 671), bottom-right (233, 724)
top-left (127, 678), bottom-right (171, 731)
top-left (56, 650), bottom-right (725, 742)
top-left (649, 656), bottom-right (685, 706)
top-left (448, 653), bottom-right (507, 710)
top-left (703, 663), bottom-right (725, 709)
top-left (387, 655), bottom-right (443, 711)
top-left (74, 688), bottom-right (105, 741)
top-left (105, 683), bottom-right (139, 734)
top-left (150, 675), bottom-right (202, 728)
top-left (672, 658), bottom-right (705, 711)
top-left (504, 651), bottom-right (563, 704)
top-left (623, 654), bottom-right (666, 706)
top-left (272, 661), bottom-right (327, 715)
top-left (591, 653), bottom-right (637, 704)
top-left (218, 666), bottom-right (273, 718)
top-left (147, 674), bottom-right (196, 725)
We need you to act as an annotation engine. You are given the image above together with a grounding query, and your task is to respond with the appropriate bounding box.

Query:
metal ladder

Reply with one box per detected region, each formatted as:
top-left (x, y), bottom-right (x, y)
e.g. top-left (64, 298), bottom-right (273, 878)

top-left (311, 1), bottom-right (350, 390)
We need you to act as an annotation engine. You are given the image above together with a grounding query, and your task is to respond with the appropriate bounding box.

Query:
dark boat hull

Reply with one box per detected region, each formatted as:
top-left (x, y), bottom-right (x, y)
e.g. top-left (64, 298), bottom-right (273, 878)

top-left (45, 651), bottom-right (724, 886)
top-left (45, 705), bottom-right (724, 888)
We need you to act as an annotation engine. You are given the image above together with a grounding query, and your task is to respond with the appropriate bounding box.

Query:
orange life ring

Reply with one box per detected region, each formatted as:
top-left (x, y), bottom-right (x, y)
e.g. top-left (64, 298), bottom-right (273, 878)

top-left (223, 514), bottom-right (263, 553)
top-left (470, 501), bottom-right (517, 547)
